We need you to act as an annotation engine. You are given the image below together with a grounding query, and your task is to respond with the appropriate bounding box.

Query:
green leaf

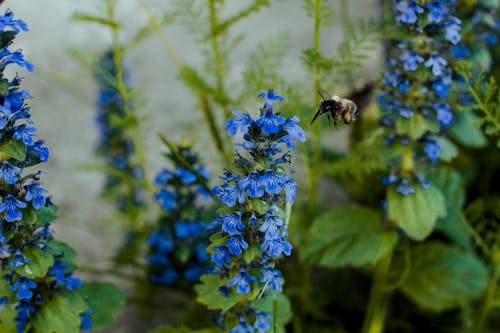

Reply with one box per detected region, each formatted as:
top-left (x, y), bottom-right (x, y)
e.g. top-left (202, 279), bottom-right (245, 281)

top-left (195, 274), bottom-right (247, 311)
top-left (401, 242), bottom-right (488, 312)
top-left (429, 168), bottom-right (472, 249)
top-left (36, 205), bottom-right (58, 226)
top-left (435, 137), bottom-right (458, 162)
top-left (449, 111), bottom-right (487, 148)
top-left (395, 114), bottom-right (428, 140)
top-left (14, 246), bottom-right (54, 279)
top-left (301, 207), bottom-right (399, 268)
top-left (31, 291), bottom-right (88, 333)
top-left (0, 140), bottom-right (26, 161)
top-left (0, 304), bottom-right (19, 332)
top-left (149, 326), bottom-right (219, 333)
top-left (387, 185), bottom-right (446, 241)
top-left (47, 240), bottom-right (77, 267)
top-left (251, 292), bottom-right (292, 333)
top-left (78, 282), bottom-right (126, 329)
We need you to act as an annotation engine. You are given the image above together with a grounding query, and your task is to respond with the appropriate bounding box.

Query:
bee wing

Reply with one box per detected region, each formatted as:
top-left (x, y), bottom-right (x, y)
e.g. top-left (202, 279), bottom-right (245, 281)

top-left (347, 101), bottom-right (359, 120)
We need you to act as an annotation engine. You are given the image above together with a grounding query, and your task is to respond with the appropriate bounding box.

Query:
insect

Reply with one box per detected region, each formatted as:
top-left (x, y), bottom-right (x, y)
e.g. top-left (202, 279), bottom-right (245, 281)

top-left (311, 92), bottom-right (359, 126)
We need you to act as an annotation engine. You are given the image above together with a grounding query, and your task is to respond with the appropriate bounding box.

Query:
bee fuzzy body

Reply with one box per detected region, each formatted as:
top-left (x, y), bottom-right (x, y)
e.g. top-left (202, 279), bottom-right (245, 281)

top-left (311, 94), bottom-right (359, 126)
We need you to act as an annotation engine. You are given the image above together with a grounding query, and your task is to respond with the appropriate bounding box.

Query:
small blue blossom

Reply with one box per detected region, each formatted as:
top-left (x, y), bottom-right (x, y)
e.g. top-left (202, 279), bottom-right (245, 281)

top-left (445, 17), bottom-right (461, 45)
top-left (281, 176), bottom-right (297, 203)
top-left (154, 189), bottom-right (177, 211)
top-left (220, 212), bottom-right (245, 236)
top-left (148, 230), bottom-right (174, 253)
top-left (433, 103), bottom-right (453, 127)
top-left (174, 221), bottom-right (205, 238)
top-left (259, 210), bottom-right (284, 240)
top-left (155, 169), bottom-right (172, 185)
top-left (424, 53), bottom-right (448, 76)
top-left (226, 234), bottom-right (249, 256)
top-left (399, 104), bottom-right (414, 119)
top-left (451, 44), bottom-right (470, 59)
top-left (11, 277), bottom-right (37, 300)
top-left (225, 110), bottom-right (254, 136)
top-left (255, 110), bottom-right (285, 135)
top-left (396, 179), bottom-right (416, 196)
top-left (261, 236), bottom-right (292, 257)
top-left (400, 50), bottom-right (424, 71)
top-left (424, 139), bottom-right (440, 161)
top-left (395, 1), bottom-right (424, 24)
top-left (175, 167), bottom-right (197, 185)
top-left (260, 267), bottom-right (283, 292)
top-left (49, 261), bottom-right (68, 284)
top-left (432, 74), bottom-right (451, 98)
top-left (0, 194), bottom-right (27, 222)
top-left (231, 317), bottom-right (254, 333)
top-left (80, 309), bottom-right (93, 331)
top-left (254, 311), bottom-right (271, 333)
top-left (13, 125), bottom-right (36, 145)
top-left (381, 174), bottom-right (399, 186)
top-left (211, 245), bottom-right (231, 266)
top-left (426, 1), bottom-right (448, 23)
top-left (8, 250), bottom-right (28, 268)
top-left (63, 273), bottom-right (83, 290)
top-left (0, 161), bottom-right (22, 185)
top-left (0, 10), bottom-right (29, 32)
top-left (258, 89), bottom-right (284, 109)
top-left (150, 268), bottom-right (178, 285)
top-left (28, 140), bottom-right (50, 162)
top-left (227, 269), bottom-right (257, 294)
top-left (259, 170), bottom-right (285, 195)
top-left (481, 32), bottom-right (498, 46)
top-left (281, 116), bottom-right (306, 144)
top-left (239, 171), bottom-right (265, 198)
top-left (24, 183), bottom-right (48, 209)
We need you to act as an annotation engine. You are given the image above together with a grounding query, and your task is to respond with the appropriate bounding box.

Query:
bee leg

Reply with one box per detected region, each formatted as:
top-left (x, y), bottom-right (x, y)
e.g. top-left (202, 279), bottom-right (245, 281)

top-left (327, 113), bottom-right (331, 125)
top-left (310, 109), bottom-right (321, 124)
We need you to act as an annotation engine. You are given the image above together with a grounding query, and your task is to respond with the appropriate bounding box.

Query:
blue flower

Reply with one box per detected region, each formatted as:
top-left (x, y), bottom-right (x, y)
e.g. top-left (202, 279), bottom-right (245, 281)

top-left (9, 250), bottom-right (28, 268)
top-left (424, 139), bottom-right (440, 161)
top-left (281, 116), bottom-right (306, 143)
top-left (426, 1), bottom-right (448, 23)
top-left (281, 176), bottom-right (297, 203)
top-left (258, 89), bottom-right (284, 109)
top-left (226, 234), bottom-right (249, 256)
top-left (49, 261), bottom-right (68, 284)
top-left (399, 104), bottom-right (414, 119)
top-left (213, 184), bottom-right (246, 207)
top-left (431, 74), bottom-right (451, 98)
top-left (481, 32), bottom-right (498, 46)
top-left (24, 183), bottom-right (48, 209)
top-left (225, 110), bottom-right (254, 136)
top-left (0, 194), bottom-right (27, 222)
top-left (259, 170), bottom-right (285, 195)
top-left (255, 110), bottom-right (285, 135)
top-left (148, 230), bottom-right (174, 253)
top-left (154, 189), bottom-right (177, 211)
top-left (174, 221), bottom-right (205, 238)
top-left (11, 277), bottom-right (37, 300)
top-left (259, 210), bottom-right (284, 240)
top-left (231, 317), bottom-right (254, 333)
top-left (396, 179), bottom-right (416, 196)
top-left (395, 1), bottom-right (424, 24)
top-left (424, 53), bottom-right (448, 76)
top-left (175, 167), bottom-right (197, 185)
top-left (150, 268), bottom-right (178, 285)
top-left (381, 174), bottom-right (399, 186)
top-left (260, 267), bottom-right (283, 292)
top-left (0, 50), bottom-right (34, 71)
top-left (28, 140), bottom-right (50, 162)
top-left (261, 236), bottom-right (292, 257)
top-left (13, 125), bottom-right (36, 145)
top-left (211, 246), bottom-right (231, 266)
top-left (451, 44), bottom-right (470, 59)
top-left (400, 50), bottom-right (424, 71)
top-left (80, 309), bottom-right (93, 331)
top-left (220, 212), bottom-right (245, 236)
top-left (445, 17), bottom-right (461, 45)
top-left (239, 171), bottom-right (265, 198)
top-left (254, 311), bottom-right (271, 333)
top-left (154, 169), bottom-right (172, 185)
top-left (0, 10), bottom-right (29, 32)
top-left (0, 161), bottom-right (22, 185)
top-left (63, 273), bottom-right (82, 290)
top-left (433, 103), bottom-right (453, 127)
top-left (227, 269), bottom-right (256, 294)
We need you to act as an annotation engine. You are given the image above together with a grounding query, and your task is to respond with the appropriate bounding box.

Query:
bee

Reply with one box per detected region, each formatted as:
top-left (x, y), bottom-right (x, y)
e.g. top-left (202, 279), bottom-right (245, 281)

top-left (311, 92), bottom-right (359, 126)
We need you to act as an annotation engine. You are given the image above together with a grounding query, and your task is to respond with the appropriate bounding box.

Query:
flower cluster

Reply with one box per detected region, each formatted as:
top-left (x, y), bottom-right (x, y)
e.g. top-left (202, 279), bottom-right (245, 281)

top-left (204, 89), bottom-right (304, 331)
top-left (0, 9), bottom-right (90, 332)
top-left (148, 144), bottom-right (211, 285)
top-left (93, 50), bottom-right (145, 215)
top-left (378, 0), bottom-right (461, 195)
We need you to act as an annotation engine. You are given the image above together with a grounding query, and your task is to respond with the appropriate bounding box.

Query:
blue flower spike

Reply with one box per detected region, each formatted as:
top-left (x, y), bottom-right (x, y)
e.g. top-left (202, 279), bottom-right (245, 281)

top-left (203, 89), bottom-right (304, 330)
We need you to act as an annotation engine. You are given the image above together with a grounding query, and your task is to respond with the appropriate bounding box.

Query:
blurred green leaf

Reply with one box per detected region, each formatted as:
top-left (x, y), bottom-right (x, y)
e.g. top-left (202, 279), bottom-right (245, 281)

top-left (401, 242), bottom-right (488, 312)
top-left (36, 205), bottom-right (58, 226)
top-left (388, 185), bottom-right (446, 241)
top-left (449, 111), bottom-right (487, 148)
top-left (71, 12), bottom-right (120, 28)
top-left (47, 240), bottom-right (77, 268)
top-left (78, 282), bottom-right (126, 329)
top-left (149, 326), bottom-right (219, 333)
top-left (435, 137), bottom-right (458, 162)
top-left (31, 291), bottom-right (88, 333)
top-left (395, 114), bottom-right (428, 140)
top-left (0, 304), bottom-right (19, 332)
top-left (302, 207), bottom-right (399, 268)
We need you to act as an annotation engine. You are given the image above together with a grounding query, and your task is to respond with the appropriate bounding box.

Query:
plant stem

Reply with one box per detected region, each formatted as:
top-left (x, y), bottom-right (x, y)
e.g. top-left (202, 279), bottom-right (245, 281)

top-left (361, 251), bottom-right (394, 333)
top-left (469, 259), bottom-right (500, 333)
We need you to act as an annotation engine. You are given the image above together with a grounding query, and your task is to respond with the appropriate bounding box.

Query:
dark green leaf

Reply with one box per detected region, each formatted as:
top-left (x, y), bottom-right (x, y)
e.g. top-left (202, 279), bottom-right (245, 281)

top-left (149, 326), bottom-right (219, 333)
top-left (449, 111), bottom-right (487, 148)
top-left (302, 207), bottom-right (399, 268)
top-left (387, 185), bottom-right (446, 241)
top-left (0, 140), bottom-right (26, 161)
top-left (401, 242), bottom-right (488, 312)
top-left (78, 282), bottom-right (126, 329)
top-left (36, 205), bottom-right (58, 226)
top-left (47, 240), bottom-right (77, 267)
top-left (0, 304), bottom-right (19, 332)
top-left (251, 292), bottom-right (292, 333)
top-left (31, 291), bottom-right (88, 333)
top-left (14, 246), bottom-right (54, 279)
top-left (395, 114), bottom-right (428, 140)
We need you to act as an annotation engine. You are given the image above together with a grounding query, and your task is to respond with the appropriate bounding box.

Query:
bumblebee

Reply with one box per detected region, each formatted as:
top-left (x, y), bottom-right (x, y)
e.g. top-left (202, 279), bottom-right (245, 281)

top-left (311, 92), bottom-right (359, 126)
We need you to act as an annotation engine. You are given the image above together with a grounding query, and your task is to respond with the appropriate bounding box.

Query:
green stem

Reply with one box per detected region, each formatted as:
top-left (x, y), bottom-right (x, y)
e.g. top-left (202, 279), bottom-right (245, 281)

top-left (361, 251), bottom-right (394, 333)
top-left (467, 84), bottom-right (500, 133)
top-left (469, 259), bottom-right (500, 333)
